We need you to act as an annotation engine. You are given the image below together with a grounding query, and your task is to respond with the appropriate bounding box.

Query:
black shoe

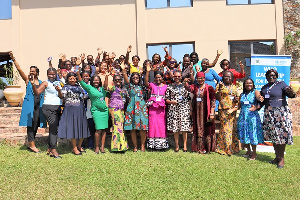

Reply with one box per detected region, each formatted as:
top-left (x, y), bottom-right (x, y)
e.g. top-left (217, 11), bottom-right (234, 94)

top-left (78, 147), bottom-right (86, 153)
top-left (27, 147), bottom-right (42, 153)
top-left (50, 154), bottom-right (62, 159)
top-left (183, 150), bottom-right (188, 152)
top-left (72, 151), bottom-right (82, 156)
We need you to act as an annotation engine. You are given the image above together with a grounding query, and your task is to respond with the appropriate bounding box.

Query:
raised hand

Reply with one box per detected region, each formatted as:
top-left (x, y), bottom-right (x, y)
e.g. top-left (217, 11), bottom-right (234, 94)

top-left (146, 62), bottom-right (152, 72)
top-left (97, 48), bottom-right (103, 55)
top-left (9, 52), bottom-right (14, 59)
top-left (120, 61), bottom-right (126, 70)
top-left (62, 54), bottom-right (67, 62)
top-left (80, 53), bottom-right (86, 61)
top-left (127, 45), bottom-right (132, 53)
top-left (217, 49), bottom-right (223, 56)
top-left (239, 61), bottom-right (244, 68)
top-left (163, 46), bottom-right (168, 53)
top-left (59, 53), bottom-right (64, 60)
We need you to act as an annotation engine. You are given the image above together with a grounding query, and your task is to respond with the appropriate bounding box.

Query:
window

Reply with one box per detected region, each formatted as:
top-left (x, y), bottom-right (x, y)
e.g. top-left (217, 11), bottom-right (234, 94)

top-left (146, 0), bottom-right (192, 9)
top-left (147, 43), bottom-right (194, 67)
top-left (0, 0), bottom-right (12, 20)
top-left (227, 0), bottom-right (273, 5)
top-left (229, 41), bottom-right (275, 81)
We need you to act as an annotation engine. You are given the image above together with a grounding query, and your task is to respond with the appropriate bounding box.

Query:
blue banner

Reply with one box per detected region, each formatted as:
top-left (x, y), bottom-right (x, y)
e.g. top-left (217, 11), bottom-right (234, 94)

top-left (250, 55), bottom-right (291, 91)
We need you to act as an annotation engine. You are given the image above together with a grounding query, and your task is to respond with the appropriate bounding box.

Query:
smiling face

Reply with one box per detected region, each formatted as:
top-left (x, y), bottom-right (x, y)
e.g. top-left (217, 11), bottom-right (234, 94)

top-left (47, 71), bottom-right (56, 82)
top-left (221, 60), bottom-right (230, 71)
top-left (92, 76), bottom-right (101, 88)
top-left (154, 73), bottom-right (163, 85)
top-left (223, 71), bottom-right (233, 85)
top-left (132, 56), bottom-right (139, 67)
top-left (201, 60), bottom-right (209, 71)
top-left (190, 54), bottom-right (198, 64)
top-left (65, 61), bottom-right (72, 70)
top-left (132, 74), bottom-right (140, 85)
top-left (168, 59), bottom-right (177, 69)
top-left (152, 54), bottom-right (160, 64)
top-left (173, 72), bottom-right (182, 84)
top-left (68, 75), bottom-right (77, 86)
top-left (30, 67), bottom-right (38, 78)
top-left (113, 75), bottom-right (122, 87)
top-left (82, 72), bottom-right (90, 83)
top-left (71, 57), bottom-right (76, 66)
top-left (182, 57), bottom-right (191, 68)
top-left (266, 71), bottom-right (277, 84)
top-left (87, 55), bottom-right (93, 64)
top-left (196, 76), bottom-right (205, 85)
top-left (244, 79), bottom-right (254, 92)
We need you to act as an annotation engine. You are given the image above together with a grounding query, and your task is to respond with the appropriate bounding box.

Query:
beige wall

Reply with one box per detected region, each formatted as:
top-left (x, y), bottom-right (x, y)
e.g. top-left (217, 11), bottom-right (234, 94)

top-left (0, 0), bottom-right (285, 89)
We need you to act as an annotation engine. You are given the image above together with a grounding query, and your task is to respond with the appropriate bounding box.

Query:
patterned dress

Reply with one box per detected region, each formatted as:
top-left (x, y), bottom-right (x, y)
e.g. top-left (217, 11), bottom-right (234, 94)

top-left (165, 83), bottom-right (191, 132)
top-left (147, 83), bottom-right (169, 149)
top-left (108, 86), bottom-right (129, 152)
top-left (215, 83), bottom-right (240, 155)
top-left (189, 84), bottom-right (216, 153)
top-left (124, 83), bottom-right (148, 130)
top-left (237, 91), bottom-right (264, 145)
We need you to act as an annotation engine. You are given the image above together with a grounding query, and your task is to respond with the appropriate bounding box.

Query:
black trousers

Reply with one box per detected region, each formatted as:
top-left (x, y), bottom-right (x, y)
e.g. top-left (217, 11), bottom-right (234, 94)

top-left (42, 105), bottom-right (61, 149)
top-left (27, 95), bottom-right (40, 142)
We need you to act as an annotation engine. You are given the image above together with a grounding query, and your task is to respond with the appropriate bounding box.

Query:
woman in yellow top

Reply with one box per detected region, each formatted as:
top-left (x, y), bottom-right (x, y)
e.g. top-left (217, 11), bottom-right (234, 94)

top-left (125, 45), bottom-right (142, 74)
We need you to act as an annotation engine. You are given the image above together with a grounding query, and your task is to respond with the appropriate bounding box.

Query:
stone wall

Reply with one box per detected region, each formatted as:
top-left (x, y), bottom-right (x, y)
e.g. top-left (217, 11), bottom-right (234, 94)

top-left (283, 0), bottom-right (300, 78)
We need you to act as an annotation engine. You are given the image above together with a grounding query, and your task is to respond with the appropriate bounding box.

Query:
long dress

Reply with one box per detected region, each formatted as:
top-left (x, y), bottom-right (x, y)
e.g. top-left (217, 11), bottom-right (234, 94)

top-left (204, 69), bottom-right (222, 89)
top-left (124, 83), bottom-right (148, 130)
top-left (237, 91), bottom-right (264, 145)
top-left (165, 83), bottom-right (191, 132)
top-left (146, 82), bottom-right (169, 149)
top-left (58, 84), bottom-right (90, 139)
top-left (189, 84), bottom-right (216, 153)
top-left (215, 83), bottom-right (240, 155)
top-left (79, 80), bottom-right (109, 130)
top-left (108, 86), bottom-right (129, 151)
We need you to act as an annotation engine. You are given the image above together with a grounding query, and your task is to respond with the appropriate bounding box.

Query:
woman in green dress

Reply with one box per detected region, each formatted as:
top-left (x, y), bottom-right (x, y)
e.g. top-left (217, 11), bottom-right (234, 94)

top-left (121, 62), bottom-right (148, 152)
top-left (77, 69), bottom-right (109, 154)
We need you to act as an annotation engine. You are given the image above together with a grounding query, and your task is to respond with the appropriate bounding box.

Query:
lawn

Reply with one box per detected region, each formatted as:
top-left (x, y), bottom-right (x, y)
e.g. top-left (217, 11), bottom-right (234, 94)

top-left (0, 137), bottom-right (299, 199)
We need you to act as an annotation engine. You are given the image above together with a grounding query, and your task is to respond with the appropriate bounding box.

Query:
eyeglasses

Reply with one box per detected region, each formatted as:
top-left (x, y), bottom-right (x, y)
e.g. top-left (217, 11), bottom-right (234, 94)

top-left (173, 76), bottom-right (181, 78)
top-left (169, 61), bottom-right (176, 64)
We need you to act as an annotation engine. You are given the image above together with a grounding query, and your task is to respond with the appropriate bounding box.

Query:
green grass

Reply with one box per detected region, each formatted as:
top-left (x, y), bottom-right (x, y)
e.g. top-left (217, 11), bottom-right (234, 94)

top-left (0, 137), bottom-right (299, 199)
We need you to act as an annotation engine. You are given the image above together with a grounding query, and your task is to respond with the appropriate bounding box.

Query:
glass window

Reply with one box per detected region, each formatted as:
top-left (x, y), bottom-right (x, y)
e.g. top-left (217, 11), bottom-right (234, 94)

top-left (229, 40), bottom-right (275, 81)
top-left (147, 43), bottom-right (194, 69)
top-left (227, 0), bottom-right (273, 5)
top-left (0, 0), bottom-right (12, 20)
top-left (146, 0), bottom-right (192, 9)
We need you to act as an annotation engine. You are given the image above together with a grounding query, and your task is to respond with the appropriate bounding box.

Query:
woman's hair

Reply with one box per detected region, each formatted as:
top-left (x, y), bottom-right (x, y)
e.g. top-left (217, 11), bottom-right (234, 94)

top-left (265, 69), bottom-right (278, 78)
top-left (220, 59), bottom-right (231, 69)
top-left (202, 58), bottom-right (209, 63)
top-left (90, 75), bottom-right (102, 87)
top-left (130, 72), bottom-right (141, 85)
top-left (30, 66), bottom-right (39, 75)
top-left (65, 72), bottom-right (77, 85)
top-left (154, 71), bottom-right (164, 78)
top-left (113, 74), bottom-right (122, 81)
top-left (47, 67), bottom-right (57, 81)
top-left (222, 71), bottom-right (234, 82)
top-left (132, 55), bottom-right (140, 61)
top-left (142, 59), bottom-right (152, 74)
top-left (242, 78), bottom-right (255, 94)
top-left (173, 70), bottom-right (182, 75)
top-left (152, 53), bottom-right (161, 63)
top-left (81, 70), bottom-right (91, 78)
top-left (190, 52), bottom-right (199, 63)
top-left (83, 65), bottom-right (92, 73)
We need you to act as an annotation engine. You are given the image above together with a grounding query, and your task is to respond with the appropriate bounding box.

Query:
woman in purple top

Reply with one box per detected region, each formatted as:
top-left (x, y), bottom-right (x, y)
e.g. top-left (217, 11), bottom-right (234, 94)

top-left (260, 69), bottom-right (297, 169)
top-left (144, 63), bottom-right (169, 150)
top-left (106, 74), bottom-right (129, 152)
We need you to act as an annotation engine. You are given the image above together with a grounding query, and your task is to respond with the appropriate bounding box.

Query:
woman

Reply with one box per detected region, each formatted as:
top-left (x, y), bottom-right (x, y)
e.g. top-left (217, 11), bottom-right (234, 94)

top-left (9, 52), bottom-right (47, 153)
top-left (200, 58), bottom-right (222, 89)
top-left (77, 70), bottom-right (109, 154)
top-left (145, 63), bottom-right (169, 150)
top-left (125, 45), bottom-right (142, 74)
top-left (260, 69), bottom-right (296, 168)
top-left (164, 58), bottom-right (180, 85)
top-left (106, 74), bottom-right (129, 152)
top-left (57, 72), bottom-right (90, 155)
top-left (215, 71), bottom-right (240, 156)
top-left (121, 62), bottom-right (148, 152)
top-left (190, 50), bottom-right (223, 74)
top-left (165, 70), bottom-right (191, 152)
top-left (218, 59), bottom-right (245, 85)
top-left (185, 72), bottom-right (216, 154)
top-left (237, 78), bottom-right (264, 160)
top-left (31, 68), bottom-right (63, 158)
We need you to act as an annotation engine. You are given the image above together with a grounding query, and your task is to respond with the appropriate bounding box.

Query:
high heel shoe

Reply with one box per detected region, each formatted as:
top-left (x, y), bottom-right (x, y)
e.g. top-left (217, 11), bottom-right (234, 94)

top-left (49, 152), bottom-right (62, 159)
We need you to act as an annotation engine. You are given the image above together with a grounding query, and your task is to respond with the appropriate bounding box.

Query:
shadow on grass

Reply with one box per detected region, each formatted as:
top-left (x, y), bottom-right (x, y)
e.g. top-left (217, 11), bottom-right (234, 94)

top-left (234, 150), bottom-right (274, 163)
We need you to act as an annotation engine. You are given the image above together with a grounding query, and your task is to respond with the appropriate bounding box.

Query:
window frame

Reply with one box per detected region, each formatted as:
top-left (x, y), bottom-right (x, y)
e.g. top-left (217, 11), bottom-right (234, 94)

top-left (0, 0), bottom-right (12, 20)
top-left (226, 0), bottom-right (274, 5)
top-left (146, 42), bottom-right (195, 61)
top-left (145, 0), bottom-right (193, 9)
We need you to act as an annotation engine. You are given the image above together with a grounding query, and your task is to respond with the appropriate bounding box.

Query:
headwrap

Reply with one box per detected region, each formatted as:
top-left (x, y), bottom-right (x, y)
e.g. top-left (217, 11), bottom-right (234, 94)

top-left (196, 72), bottom-right (205, 78)
top-left (60, 69), bottom-right (67, 73)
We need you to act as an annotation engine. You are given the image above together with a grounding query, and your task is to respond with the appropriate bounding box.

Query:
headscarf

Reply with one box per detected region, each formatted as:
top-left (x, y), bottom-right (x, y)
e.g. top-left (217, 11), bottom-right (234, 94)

top-left (196, 72), bottom-right (205, 78)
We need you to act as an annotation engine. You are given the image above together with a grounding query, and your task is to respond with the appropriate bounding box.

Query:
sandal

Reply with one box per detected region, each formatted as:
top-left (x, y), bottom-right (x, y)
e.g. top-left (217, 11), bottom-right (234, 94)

top-left (27, 147), bottom-right (41, 153)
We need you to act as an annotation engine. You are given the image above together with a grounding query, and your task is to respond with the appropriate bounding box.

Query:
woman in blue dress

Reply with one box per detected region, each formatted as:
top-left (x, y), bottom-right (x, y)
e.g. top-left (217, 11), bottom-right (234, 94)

top-left (200, 58), bottom-right (222, 89)
top-left (121, 62), bottom-right (148, 152)
top-left (237, 78), bottom-right (264, 160)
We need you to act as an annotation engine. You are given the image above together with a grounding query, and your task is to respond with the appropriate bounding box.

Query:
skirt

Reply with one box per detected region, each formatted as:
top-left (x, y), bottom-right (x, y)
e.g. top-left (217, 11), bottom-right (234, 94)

top-left (58, 103), bottom-right (90, 139)
top-left (263, 106), bottom-right (293, 145)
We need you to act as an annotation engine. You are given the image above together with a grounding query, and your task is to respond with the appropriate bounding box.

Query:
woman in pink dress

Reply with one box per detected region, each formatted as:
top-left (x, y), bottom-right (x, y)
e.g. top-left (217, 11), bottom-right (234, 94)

top-left (144, 62), bottom-right (169, 150)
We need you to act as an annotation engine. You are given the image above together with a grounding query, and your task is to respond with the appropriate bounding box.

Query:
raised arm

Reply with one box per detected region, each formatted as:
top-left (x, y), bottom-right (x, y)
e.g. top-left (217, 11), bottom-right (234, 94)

top-left (103, 70), bottom-right (110, 90)
top-left (208, 49), bottom-right (223, 68)
top-left (80, 53), bottom-right (85, 67)
top-left (144, 62), bottom-right (151, 88)
top-left (238, 61), bottom-right (245, 77)
top-left (125, 45), bottom-right (132, 65)
top-left (76, 68), bottom-right (83, 82)
top-left (120, 61), bottom-right (129, 84)
top-left (9, 52), bottom-right (28, 84)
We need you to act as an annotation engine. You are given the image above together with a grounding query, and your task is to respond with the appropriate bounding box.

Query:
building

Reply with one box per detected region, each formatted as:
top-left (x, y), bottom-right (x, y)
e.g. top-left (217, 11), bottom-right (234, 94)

top-left (0, 0), bottom-right (285, 85)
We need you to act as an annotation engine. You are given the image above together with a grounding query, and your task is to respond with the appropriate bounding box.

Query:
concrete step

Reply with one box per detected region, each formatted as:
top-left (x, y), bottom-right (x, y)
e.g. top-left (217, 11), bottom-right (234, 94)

top-left (0, 107), bottom-right (22, 114)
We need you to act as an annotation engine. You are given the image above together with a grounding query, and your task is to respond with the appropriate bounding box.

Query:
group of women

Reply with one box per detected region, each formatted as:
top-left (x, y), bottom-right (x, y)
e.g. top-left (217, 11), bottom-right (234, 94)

top-left (9, 46), bottom-right (297, 169)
